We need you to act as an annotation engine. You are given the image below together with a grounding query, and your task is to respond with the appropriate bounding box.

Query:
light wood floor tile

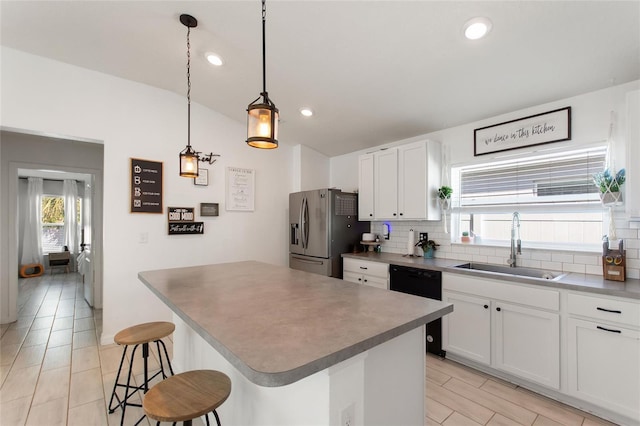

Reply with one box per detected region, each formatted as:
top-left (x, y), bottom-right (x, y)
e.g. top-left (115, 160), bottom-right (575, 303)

top-left (68, 398), bottom-right (108, 426)
top-left (444, 377), bottom-right (537, 425)
top-left (30, 315), bottom-right (55, 331)
top-left (72, 345), bottom-right (100, 373)
top-left (37, 305), bottom-right (58, 317)
top-left (9, 315), bottom-right (35, 330)
top-left (99, 345), bottom-right (124, 375)
top-left (69, 367), bottom-right (104, 408)
top-left (74, 307), bottom-right (93, 320)
top-left (42, 344), bottom-right (72, 371)
top-left (48, 328), bottom-right (73, 348)
top-left (442, 411), bottom-right (483, 426)
top-left (52, 316), bottom-right (75, 331)
top-left (533, 414), bottom-right (565, 426)
top-left (73, 329), bottom-right (97, 349)
top-left (426, 379), bottom-right (494, 424)
top-left (32, 365), bottom-right (70, 406)
top-left (426, 364), bottom-right (452, 385)
top-left (56, 305), bottom-right (75, 318)
top-left (0, 395), bottom-right (31, 425)
top-left (488, 413), bottom-right (525, 426)
top-left (0, 342), bottom-right (21, 366)
top-left (426, 396), bottom-right (454, 423)
top-left (74, 317), bottom-right (95, 332)
top-left (481, 380), bottom-right (584, 426)
top-left (0, 364), bottom-right (40, 402)
top-left (27, 396), bottom-right (69, 426)
top-left (582, 415), bottom-right (619, 426)
top-left (12, 343), bottom-right (46, 369)
top-left (426, 354), bottom-right (489, 388)
top-left (0, 364), bottom-right (10, 387)
top-left (426, 415), bottom-right (442, 426)
top-left (1, 326), bottom-right (29, 346)
top-left (23, 328), bottom-right (51, 347)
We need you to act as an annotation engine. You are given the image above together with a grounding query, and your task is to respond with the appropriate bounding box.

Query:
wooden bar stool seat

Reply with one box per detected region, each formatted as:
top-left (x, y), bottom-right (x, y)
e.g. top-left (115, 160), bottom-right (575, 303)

top-left (143, 370), bottom-right (231, 426)
top-left (108, 321), bottom-right (175, 426)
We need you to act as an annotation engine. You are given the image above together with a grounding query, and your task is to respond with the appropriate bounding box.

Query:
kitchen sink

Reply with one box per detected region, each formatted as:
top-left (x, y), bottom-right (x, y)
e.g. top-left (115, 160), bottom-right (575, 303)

top-left (454, 262), bottom-right (566, 281)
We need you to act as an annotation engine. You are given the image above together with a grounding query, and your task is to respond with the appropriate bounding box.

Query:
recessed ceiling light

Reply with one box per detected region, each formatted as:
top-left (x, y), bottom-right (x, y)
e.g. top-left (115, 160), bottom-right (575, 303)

top-left (300, 107), bottom-right (314, 117)
top-left (205, 52), bottom-right (224, 66)
top-left (463, 17), bottom-right (492, 40)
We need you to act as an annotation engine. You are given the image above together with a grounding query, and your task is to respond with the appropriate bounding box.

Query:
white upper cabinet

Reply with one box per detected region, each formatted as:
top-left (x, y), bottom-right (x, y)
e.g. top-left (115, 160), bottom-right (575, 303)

top-left (360, 140), bottom-right (441, 221)
top-left (626, 89), bottom-right (639, 219)
top-left (358, 153), bottom-right (375, 220)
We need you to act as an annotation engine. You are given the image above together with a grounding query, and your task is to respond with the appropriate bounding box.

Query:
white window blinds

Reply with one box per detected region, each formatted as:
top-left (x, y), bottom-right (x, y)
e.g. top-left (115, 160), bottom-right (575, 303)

top-left (455, 146), bottom-right (607, 212)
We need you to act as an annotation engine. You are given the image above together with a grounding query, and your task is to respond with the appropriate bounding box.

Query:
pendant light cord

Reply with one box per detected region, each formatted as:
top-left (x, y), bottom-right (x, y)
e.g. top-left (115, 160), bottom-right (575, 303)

top-left (187, 26), bottom-right (192, 148)
top-left (262, 0), bottom-right (267, 97)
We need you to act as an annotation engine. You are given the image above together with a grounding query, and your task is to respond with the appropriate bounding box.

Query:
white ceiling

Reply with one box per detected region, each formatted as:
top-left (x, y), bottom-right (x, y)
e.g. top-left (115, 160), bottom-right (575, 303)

top-left (1, 1), bottom-right (639, 157)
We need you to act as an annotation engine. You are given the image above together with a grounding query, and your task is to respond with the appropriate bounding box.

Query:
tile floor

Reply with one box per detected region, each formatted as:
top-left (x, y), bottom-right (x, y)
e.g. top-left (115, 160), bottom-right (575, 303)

top-left (1, 273), bottom-right (619, 426)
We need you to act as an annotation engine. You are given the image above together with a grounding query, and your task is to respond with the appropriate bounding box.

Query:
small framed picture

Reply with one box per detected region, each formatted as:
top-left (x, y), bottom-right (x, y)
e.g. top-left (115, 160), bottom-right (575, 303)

top-left (194, 168), bottom-right (208, 186)
top-left (200, 203), bottom-right (219, 217)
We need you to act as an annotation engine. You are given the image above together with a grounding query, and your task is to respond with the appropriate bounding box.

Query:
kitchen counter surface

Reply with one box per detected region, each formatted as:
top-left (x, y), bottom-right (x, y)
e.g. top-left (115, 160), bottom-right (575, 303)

top-left (138, 260), bottom-right (453, 387)
top-left (342, 252), bottom-right (640, 300)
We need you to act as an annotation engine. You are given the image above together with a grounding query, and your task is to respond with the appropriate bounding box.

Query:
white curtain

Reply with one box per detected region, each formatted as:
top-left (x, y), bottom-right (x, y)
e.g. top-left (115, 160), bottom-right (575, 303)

top-left (21, 177), bottom-right (44, 266)
top-left (63, 179), bottom-right (79, 262)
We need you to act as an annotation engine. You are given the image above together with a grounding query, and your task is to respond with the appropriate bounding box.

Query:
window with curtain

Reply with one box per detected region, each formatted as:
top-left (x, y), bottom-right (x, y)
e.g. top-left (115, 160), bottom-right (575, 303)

top-left (451, 145), bottom-right (607, 250)
top-left (41, 194), bottom-right (81, 254)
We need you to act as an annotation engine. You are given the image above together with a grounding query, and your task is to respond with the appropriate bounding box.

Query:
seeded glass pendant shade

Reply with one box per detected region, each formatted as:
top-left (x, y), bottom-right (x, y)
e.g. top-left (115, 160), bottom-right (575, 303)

top-left (179, 145), bottom-right (199, 178)
top-left (246, 0), bottom-right (279, 149)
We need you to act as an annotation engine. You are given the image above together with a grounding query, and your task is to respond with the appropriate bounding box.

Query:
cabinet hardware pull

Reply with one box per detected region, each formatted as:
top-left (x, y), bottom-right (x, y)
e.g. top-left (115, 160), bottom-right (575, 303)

top-left (484, 305), bottom-right (489, 309)
top-left (496, 307), bottom-right (501, 312)
top-left (369, 214), bottom-right (373, 217)
top-left (597, 325), bottom-right (621, 334)
top-left (358, 278), bottom-right (362, 281)
top-left (364, 279), bottom-right (368, 283)
top-left (399, 213), bottom-right (403, 216)
top-left (596, 307), bottom-right (622, 314)
top-left (393, 213), bottom-right (397, 216)
top-left (359, 266), bottom-right (368, 270)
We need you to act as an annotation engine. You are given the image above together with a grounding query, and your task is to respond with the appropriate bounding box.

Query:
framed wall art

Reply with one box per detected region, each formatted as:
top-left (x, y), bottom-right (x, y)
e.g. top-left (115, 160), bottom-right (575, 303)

top-left (474, 107), bottom-right (571, 156)
top-left (130, 158), bottom-right (163, 213)
top-left (226, 167), bottom-right (255, 211)
top-left (194, 168), bottom-right (208, 186)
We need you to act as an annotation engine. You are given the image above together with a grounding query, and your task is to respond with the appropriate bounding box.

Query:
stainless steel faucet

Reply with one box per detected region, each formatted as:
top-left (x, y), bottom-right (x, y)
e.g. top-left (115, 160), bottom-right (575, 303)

top-left (509, 212), bottom-right (521, 267)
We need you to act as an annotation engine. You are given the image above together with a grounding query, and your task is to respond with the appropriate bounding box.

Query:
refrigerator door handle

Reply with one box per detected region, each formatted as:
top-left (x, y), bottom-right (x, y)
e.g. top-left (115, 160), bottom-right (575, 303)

top-left (299, 197), bottom-right (305, 248)
top-left (302, 197), bottom-right (310, 249)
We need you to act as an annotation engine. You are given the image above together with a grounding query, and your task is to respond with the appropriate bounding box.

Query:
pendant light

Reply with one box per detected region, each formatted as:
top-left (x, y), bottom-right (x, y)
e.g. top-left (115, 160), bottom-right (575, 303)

top-left (246, 0), bottom-right (279, 149)
top-left (179, 14), bottom-right (219, 178)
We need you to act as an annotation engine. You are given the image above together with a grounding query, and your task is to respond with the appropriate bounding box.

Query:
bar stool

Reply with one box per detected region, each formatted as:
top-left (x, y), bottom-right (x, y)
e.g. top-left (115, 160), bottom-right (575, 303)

top-left (143, 370), bottom-right (231, 426)
top-left (108, 321), bottom-right (175, 425)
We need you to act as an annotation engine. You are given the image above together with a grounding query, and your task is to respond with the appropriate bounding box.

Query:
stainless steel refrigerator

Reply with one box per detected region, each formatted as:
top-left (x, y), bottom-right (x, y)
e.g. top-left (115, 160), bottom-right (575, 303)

top-left (289, 188), bottom-right (369, 278)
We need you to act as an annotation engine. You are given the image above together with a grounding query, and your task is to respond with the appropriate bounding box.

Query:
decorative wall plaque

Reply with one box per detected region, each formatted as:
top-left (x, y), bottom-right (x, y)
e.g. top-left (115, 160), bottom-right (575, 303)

top-left (130, 158), bottom-right (163, 213)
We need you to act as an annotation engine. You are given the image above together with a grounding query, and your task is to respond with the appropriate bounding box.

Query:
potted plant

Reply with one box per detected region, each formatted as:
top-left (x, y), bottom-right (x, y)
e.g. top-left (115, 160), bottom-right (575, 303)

top-left (461, 231), bottom-right (473, 243)
top-left (437, 185), bottom-right (453, 200)
top-left (593, 168), bottom-right (625, 205)
top-left (416, 239), bottom-right (439, 258)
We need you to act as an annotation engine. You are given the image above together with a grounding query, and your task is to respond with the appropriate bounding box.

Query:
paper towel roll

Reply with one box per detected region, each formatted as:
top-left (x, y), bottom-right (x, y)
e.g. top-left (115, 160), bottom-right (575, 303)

top-left (407, 230), bottom-right (415, 256)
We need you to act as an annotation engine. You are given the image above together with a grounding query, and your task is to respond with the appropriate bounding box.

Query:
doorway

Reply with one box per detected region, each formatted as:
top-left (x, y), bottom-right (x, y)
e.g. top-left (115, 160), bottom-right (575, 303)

top-left (0, 129), bottom-right (104, 325)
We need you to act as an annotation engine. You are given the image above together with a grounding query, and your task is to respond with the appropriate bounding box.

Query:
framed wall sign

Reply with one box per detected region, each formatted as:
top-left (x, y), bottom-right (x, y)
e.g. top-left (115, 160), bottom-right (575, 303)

top-left (194, 168), bottom-right (208, 186)
top-left (200, 203), bottom-right (219, 217)
top-left (474, 107), bottom-right (571, 156)
top-left (168, 207), bottom-right (194, 222)
top-left (130, 158), bottom-right (163, 213)
top-left (226, 167), bottom-right (255, 211)
top-left (168, 222), bottom-right (204, 235)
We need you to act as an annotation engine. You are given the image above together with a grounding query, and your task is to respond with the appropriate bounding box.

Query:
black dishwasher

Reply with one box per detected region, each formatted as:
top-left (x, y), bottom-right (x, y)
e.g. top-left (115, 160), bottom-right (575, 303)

top-left (390, 265), bottom-right (445, 357)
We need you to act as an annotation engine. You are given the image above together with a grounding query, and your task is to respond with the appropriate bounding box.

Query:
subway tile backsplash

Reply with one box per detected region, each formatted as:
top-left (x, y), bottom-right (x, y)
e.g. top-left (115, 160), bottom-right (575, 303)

top-left (369, 212), bottom-right (640, 280)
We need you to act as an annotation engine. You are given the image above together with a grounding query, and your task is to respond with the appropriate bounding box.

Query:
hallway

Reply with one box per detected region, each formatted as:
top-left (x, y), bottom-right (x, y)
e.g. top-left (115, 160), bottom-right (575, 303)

top-left (0, 272), bottom-right (172, 425)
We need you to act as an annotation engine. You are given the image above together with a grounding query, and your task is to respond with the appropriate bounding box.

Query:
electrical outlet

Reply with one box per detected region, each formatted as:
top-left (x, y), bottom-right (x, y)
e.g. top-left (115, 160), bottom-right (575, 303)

top-left (419, 232), bottom-right (428, 242)
top-left (341, 403), bottom-right (355, 426)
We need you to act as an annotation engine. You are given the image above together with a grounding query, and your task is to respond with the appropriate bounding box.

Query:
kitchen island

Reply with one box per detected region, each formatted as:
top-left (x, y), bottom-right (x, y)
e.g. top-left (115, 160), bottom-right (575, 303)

top-left (139, 261), bottom-right (452, 426)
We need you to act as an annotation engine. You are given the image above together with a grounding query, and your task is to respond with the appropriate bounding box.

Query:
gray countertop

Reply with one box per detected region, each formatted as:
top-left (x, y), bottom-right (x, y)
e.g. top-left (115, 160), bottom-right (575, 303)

top-left (342, 252), bottom-right (640, 300)
top-left (138, 261), bottom-right (453, 387)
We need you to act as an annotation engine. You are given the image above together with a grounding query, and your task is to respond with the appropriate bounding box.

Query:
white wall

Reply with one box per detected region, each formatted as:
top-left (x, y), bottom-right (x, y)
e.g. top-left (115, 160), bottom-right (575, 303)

top-left (330, 81), bottom-right (640, 279)
top-left (292, 144), bottom-right (330, 192)
top-left (1, 47), bottom-right (294, 340)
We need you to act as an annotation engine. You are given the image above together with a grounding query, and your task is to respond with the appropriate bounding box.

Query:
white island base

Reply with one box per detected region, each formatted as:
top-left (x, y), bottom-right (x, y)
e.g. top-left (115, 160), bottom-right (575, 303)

top-left (172, 313), bottom-right (426, 426)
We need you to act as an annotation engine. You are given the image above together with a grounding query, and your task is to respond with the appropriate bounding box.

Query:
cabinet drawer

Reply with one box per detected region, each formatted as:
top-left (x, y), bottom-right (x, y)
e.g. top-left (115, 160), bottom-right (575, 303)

top-left (443, 273), bottom-right (559, 311)
top-left (568, 293), bottom-right (640, 327)
top-left (343, 258), bottom-right (388, 278)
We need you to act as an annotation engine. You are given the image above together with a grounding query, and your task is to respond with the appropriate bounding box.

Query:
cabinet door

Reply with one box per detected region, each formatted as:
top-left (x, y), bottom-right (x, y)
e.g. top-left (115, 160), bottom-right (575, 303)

top-left (358, 154), bottom-right (375, 220)
top-left (442, 291), bottom-right (491, 365)
top-left (398, 142), bottom-right (427, 220)
top-left (362, 275), bottom-right (388, 290)
top-left (493, 303), bottom-right (560, 389)
top-left (567, 318), bottom-right (640, 423)
top-left (343, 271), bottom-right (363, 284)
top-left (374, 149), bottom-right (398, 220)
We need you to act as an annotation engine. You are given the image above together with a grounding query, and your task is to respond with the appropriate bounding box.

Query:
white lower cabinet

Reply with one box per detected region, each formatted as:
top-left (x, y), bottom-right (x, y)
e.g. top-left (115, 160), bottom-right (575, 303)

top-left (442, 273), bottom-right (560, 390)
top-left (343, 258), bottom-right (389, 290)
top-left (442, 291), bottom-right (491, 365)
top-left (566, 293), bottom-right (640, 424)
top-left (493, 302), bottom-right (559, 389)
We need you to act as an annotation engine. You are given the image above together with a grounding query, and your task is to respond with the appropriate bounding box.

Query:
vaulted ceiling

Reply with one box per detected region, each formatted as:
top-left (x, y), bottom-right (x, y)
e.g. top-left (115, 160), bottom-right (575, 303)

top-left (2, 1), bottom-right (639, 157)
